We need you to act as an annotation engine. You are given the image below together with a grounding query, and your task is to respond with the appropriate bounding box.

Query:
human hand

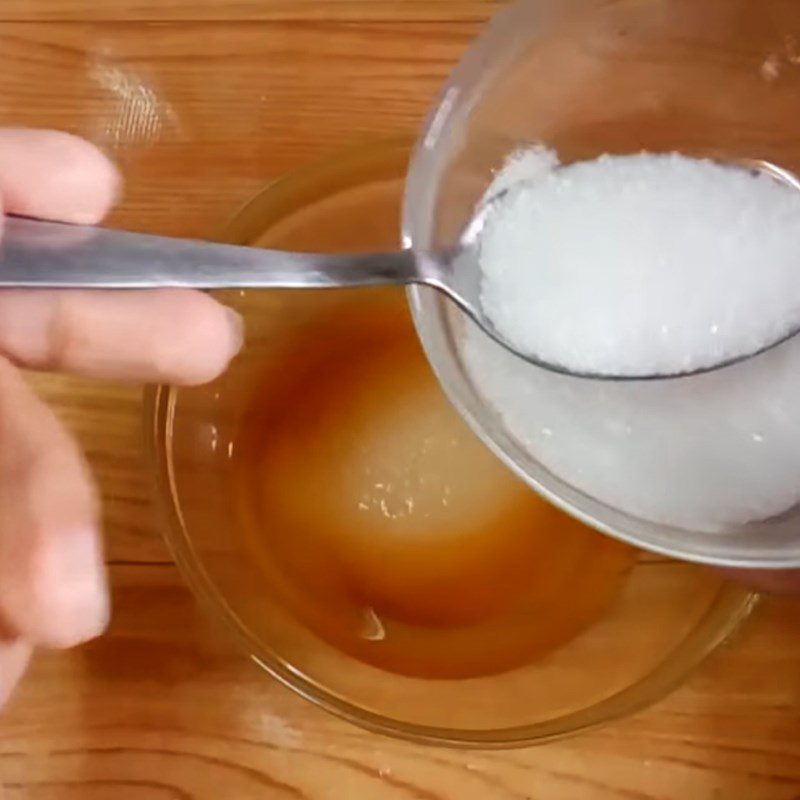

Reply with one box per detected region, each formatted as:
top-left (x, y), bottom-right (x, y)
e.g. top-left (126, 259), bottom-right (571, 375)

top-left (0, 129), bottom-right (243, 706)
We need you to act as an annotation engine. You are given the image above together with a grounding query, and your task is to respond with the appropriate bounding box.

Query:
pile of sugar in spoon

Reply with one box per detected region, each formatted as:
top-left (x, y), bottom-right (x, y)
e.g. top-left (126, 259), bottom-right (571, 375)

top-left (465, 146), bottom-right (800, 530)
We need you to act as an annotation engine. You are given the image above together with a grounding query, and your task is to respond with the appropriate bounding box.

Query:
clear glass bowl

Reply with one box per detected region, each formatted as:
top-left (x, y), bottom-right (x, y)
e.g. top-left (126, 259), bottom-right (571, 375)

top-left (145, 139), bottom-right (755, 746)
top-left (404, 0), bottom-right (800, 568)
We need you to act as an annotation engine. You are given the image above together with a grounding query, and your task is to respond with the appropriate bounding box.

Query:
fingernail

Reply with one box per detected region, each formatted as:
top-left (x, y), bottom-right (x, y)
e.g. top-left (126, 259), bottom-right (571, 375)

top-left (43, 526), bottom-right (110, 646)
top-left (225, 307), bottom-right (245, 355)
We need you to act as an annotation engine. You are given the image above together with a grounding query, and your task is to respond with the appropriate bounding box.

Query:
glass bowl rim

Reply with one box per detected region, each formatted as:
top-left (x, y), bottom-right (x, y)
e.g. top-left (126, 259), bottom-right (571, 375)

top-left (142, 137), bottom-right (758, 748)
top-left (402, 0), bottom-right (800, 569)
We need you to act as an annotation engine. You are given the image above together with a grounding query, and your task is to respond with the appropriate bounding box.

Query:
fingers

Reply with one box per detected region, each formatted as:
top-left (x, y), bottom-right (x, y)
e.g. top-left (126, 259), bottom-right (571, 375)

top-left (0, 129), bottom-right (119, 226)
top-left (0, 288), bottom-right (243, 385)
top-left (0, 637), bottom-right (32, 708)
top-left (0, 358), bottom-right (108, 648)
top-left (0, 131), bottom-right (241, 385)
top-left (0, 128), bottom-right (118, 690)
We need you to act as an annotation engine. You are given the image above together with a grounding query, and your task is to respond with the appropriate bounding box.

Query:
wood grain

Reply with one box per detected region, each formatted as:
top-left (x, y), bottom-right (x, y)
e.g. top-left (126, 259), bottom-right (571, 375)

top-left (26, 373), bottom-right (168, 564)
top-left (0, 20), bottom-right (477, 238)
top-left (1, 0), bottom-right (501, 23)
top-left (2, 566), bottom-right (800, 799)
top-left (0, 4), bottom-right (799, 799)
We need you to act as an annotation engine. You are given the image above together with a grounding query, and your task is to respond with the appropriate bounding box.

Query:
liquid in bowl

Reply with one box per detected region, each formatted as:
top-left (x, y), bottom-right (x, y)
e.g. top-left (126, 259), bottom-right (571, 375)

top-left (148, 140), bottom-right (755, 743)
top-left (233, 290), bottom-right (636, 679)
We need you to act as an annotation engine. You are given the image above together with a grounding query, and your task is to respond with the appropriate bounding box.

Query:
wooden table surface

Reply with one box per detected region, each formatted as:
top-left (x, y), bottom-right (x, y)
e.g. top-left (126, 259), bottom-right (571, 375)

top-left (2, 2), bottom-right (800, 798)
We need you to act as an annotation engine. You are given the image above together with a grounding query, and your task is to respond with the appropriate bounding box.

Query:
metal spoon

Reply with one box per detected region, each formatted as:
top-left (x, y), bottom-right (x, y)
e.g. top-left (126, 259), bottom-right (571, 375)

top-left (0, 214), bottom-right (789, 381)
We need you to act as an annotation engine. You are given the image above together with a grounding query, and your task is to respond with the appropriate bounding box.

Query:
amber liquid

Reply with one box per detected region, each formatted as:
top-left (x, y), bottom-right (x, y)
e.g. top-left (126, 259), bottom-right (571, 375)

top-left (228, 162), bottom-right (636, 679)
top-left (234, 290), bottom-right (636, 680)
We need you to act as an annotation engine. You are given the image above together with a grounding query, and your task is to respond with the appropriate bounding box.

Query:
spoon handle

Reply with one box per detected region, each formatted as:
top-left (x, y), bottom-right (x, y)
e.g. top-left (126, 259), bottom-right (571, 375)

top-left (0, 216), bottom-right (420, 290)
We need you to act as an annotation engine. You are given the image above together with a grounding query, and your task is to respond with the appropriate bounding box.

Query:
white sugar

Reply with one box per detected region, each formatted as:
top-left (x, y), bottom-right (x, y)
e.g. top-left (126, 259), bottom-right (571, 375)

top-left (464, 147), bottom-right (800, 530)
top-left (464, 325), bottom-right (800, 531)
top-left (478, 150), bottom-right (800, 376)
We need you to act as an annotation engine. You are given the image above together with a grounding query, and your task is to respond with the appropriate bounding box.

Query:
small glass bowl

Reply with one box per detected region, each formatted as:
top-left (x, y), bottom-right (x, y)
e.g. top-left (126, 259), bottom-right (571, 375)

top-left (404, 0), bottom-right (800, 568)
top-left (145, 139), bottom-right (755, 746)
